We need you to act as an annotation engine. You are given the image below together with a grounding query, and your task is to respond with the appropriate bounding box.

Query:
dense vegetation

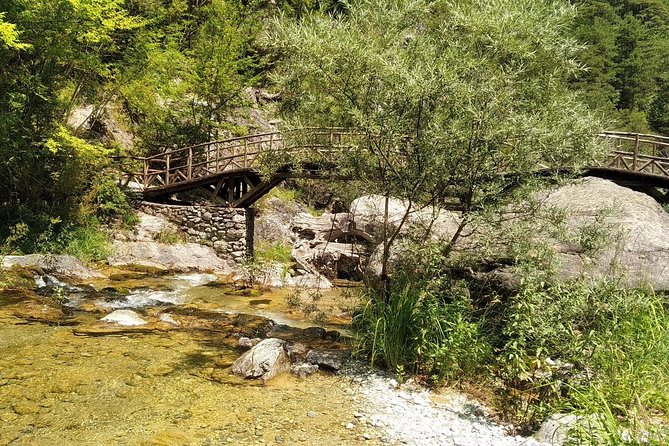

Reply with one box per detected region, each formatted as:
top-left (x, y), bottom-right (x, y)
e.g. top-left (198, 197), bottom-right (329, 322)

top-left (573, 0), bottom-right (669, 133)
top-left (1, 0), bottom-right (668, 251)
top-left (2, 0), bottom-right (669, 443)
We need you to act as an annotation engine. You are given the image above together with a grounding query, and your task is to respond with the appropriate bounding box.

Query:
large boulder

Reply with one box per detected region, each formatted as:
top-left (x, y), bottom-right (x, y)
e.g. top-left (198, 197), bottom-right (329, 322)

top-left (230, 338), bottom-right (291, 381)
top-left (350, 195), bottom-right (461, 243)
top-left (364, 178), bottom-right (669, 291)
top-left (108, 240), bottom-right (232, 274)
top-left (533, 413), bottom-right (580, 445)
top-left (545, 177), bottom-right (669, 290)
top-left (1, 254), bottom-right (104, 281)
top-left (290, 212), bottom-right (374, 281)
top-left (255, 197), bottom-right (307, 246)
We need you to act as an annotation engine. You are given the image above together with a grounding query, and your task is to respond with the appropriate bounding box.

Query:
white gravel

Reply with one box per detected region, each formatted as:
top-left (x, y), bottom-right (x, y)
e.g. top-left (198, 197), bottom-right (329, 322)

top-left (345, 365), bottom-right (550, 446)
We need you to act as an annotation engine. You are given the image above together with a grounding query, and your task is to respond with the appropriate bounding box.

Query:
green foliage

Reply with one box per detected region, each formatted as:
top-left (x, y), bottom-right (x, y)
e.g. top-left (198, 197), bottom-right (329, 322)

top-left (120, 0), bottom-right (261, 151)
top-left (355, 274), bottom-right (490, 382)
top-left (573, 1), bottom-right (669, 133)
top-left (496, 280), bottom-right (669, 438)
top-left (254, 241), bottom-right (293, 264)
top-left (88, 176), bottom-right (132, 222)
top-left (269, 0), bottom-right (602, 270)
top-left (60, 223), bottom-right (112, 263)
top-left (649, 83), bottom-right (669, 135)
top-left (0, 12), bottom-right (29, 49)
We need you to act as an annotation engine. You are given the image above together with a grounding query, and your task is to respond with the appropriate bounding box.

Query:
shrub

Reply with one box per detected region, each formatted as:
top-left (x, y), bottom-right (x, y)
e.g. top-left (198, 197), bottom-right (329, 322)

top-left (254, 241), bottom-right (293, 264)
top-left (88, 175), bottom-right (135, 225)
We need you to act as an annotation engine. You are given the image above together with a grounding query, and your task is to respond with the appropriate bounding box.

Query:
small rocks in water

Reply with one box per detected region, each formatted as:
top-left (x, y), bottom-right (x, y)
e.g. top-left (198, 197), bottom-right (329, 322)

top-left (307, 411), bottom-right (318, 418)
top-left (346, 422), bottom-right (355, 430)
top-left (158, 313), bottom-right (180, 326)
top-left (291, 363), bottom-right (319, 378)
top-left (100, 310), bottom-right (147, 326)
top-left (237, 337), bottom-right (261, 350)
top-left (305, 349), bottom-right (351, 371)
top-left (287, 342), bottom-right (307, 358)
top-left (230, 338), bottom-right (290, 381)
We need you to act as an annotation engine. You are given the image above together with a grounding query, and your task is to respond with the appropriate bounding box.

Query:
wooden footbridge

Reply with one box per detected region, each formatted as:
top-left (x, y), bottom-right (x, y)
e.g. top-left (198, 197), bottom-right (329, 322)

top-left (123, 129), bottom-right (669, 207)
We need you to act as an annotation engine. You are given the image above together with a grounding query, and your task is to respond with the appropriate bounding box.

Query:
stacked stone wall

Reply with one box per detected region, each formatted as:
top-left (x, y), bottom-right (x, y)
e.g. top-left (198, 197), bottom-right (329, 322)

top-left (140, 203), bottom-right (247, 263)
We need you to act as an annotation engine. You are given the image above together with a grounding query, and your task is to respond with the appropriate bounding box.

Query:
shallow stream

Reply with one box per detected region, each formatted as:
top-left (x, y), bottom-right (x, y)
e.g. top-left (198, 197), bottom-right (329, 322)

top-left (0, 273), bottom-right (366, 446)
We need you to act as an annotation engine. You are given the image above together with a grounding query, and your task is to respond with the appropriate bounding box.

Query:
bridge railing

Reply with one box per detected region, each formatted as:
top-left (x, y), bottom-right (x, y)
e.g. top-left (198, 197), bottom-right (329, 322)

top-left (599, 131), bottom-right (669, 177)
top-left (124, 129), bottom-right (669, 190)
top-left (126, 128), bottom-right (360, 189)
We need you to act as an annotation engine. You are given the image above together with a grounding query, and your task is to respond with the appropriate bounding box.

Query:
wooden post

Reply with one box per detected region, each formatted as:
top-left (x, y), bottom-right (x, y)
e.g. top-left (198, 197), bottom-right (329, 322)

top-left (188, 147), bottom-right (192, 179)
top-left (634, 133), bottom-right (640, 171)
top-left (165, 154), bottom-right (170, 185)
top-left (143, 159), bottom-right (148, 187)
top-left (244, 138), bottom-right (248, 167)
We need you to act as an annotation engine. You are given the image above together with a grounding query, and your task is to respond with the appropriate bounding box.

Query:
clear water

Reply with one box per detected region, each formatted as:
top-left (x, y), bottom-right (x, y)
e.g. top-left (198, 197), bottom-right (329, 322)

top-left (0, 275), bottom-right (365, 446)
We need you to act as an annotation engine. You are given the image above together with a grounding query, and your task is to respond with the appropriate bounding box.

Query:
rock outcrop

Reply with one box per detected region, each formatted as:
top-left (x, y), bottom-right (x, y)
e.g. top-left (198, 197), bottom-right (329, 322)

top-left (542, 177), bottom-right (669, 290)
top-left (230, 338), bottom-right (291, 381)
top-left (108, 241), bottom-right (233, 274)
top-left (350, 195), bottom-right (461, 242)
top-left (1, 255), bottom-right (104, 281)
top-left (110, 211), bottom-right (235, 273)
top-left (357, 178), bottom-right (669, 291)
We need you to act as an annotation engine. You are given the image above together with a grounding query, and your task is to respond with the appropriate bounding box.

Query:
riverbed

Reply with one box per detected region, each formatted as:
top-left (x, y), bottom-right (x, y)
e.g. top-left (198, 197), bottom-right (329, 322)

top-left (0, 274), bottom-right (367, 446)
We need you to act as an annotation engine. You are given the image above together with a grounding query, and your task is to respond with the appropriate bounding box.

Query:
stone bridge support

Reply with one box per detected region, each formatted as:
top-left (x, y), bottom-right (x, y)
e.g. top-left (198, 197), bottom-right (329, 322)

top-left (140, 202), bottom-right (254, 264)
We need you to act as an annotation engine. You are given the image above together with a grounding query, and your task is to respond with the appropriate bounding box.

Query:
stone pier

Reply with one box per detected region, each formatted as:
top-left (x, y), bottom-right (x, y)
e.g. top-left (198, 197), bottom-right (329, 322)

top-left (140, 202), bottom-right (251, 263)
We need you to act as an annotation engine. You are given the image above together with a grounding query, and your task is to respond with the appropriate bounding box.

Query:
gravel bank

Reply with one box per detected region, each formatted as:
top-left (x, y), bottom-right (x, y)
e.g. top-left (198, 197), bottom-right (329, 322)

top-left (344, 364), bottom-right (549, 446)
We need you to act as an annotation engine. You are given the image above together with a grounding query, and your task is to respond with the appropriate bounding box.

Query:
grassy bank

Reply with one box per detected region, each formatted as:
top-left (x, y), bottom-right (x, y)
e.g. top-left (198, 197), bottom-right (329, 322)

top-left (355, 275), bottom-right (669, 444)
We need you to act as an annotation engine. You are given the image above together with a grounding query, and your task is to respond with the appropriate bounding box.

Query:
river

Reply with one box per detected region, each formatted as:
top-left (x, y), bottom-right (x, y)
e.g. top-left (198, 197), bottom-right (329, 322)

top-left (0, 273), bottom-right (365, 446)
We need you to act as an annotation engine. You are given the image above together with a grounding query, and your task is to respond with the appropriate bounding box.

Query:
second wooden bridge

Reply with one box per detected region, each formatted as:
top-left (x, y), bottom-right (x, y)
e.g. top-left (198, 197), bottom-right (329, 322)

top-left (124, 129), bottom-right (669, 207)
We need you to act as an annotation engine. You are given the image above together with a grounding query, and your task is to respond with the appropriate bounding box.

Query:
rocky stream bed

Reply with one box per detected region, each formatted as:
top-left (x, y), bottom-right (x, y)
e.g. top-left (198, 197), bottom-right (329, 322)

top-left (0, 269), bottom-right (558, 446)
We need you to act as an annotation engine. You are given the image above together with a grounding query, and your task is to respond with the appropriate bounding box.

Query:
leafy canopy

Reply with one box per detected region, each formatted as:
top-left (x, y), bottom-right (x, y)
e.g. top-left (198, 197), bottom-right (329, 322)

top-left (269, 0), bottom-right (601, 220)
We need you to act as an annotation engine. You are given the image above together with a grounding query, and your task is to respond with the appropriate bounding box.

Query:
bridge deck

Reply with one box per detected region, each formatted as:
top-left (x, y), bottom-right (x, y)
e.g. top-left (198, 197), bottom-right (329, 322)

top-left (123, 130), bottom-right (669, 207)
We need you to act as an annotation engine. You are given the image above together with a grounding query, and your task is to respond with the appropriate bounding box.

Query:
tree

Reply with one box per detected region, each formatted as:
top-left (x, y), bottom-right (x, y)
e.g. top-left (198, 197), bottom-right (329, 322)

top-left (0, 0), bottom-right (144, 249)
top-left (268, 0), bottom-right (602, 292)
top-left (120, 0), bottom-right (261, 151)
top-left (572, 0), bottom-right (669, 133)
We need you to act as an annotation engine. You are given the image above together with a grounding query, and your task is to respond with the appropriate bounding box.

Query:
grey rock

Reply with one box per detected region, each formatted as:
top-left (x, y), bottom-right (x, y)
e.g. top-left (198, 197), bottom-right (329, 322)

top-left (533, 413), bottom-right (580, 445)
top-left (237, 337), bottom-right (261, 350)
top-left (109, 241), bottom-right (232, 274)
top-left (101, 310), bottom-right (147, 326)
top-left (541, 177), bottom-right (669, 290)
top-left (1, 254), bottom-right (104, 280)
top-left (286, 342), bottom-right (308, 358)
top-left (290, 363), bottom-right (318, 378)
top-left (230, 338), bottom-right (290, 381)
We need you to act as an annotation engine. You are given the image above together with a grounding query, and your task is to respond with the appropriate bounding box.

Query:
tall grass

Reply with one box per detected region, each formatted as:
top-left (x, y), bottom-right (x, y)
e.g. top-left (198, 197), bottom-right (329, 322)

top-left (355, 273), bottom-right (669, 442)
top-left (355, 275), bottom-right (490, 381)
top-left (255, 241), bottom-right (293, 264)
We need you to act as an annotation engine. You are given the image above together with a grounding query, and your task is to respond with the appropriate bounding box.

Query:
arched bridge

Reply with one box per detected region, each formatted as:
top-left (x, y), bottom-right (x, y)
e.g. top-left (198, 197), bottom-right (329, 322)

top-left (124, 129), bottom-right (669, 207)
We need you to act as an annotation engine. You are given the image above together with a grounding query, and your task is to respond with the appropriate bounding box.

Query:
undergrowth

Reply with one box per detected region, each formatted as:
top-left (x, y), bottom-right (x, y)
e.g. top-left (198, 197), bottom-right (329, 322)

top-left (254, 241), bottom-right (293, 264)
top-left (355, 273), bottom-right (669, 444)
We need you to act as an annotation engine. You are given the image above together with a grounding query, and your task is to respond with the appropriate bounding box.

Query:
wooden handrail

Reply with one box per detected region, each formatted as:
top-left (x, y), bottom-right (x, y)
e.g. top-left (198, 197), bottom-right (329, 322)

top-left (121, 129), bottom-right (669, 191)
